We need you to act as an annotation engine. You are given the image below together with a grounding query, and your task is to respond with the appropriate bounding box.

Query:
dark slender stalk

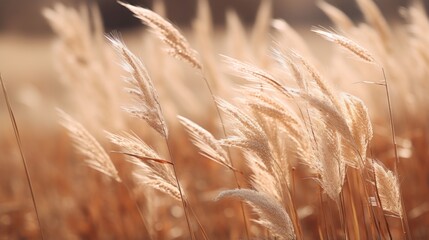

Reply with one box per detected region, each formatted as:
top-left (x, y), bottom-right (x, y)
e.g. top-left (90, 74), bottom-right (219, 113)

top-left (280, 181), bottom-right (303, 240)
top-left (358, 169), bottom-right (382, 239)
top-left (200, 71), bottom-right (250, 240)
top-left (163, 136), bottom-right (195, 240)
top-left (1, 75), bottom-right (45, 240)
top-left (187, 200), bottom-right (209, 240)
top-left (122, 182), bottom-right (153, 240)
top-left (381, 67), bottom-right (411, 239)
top-left (339, 191), bottom-right (349, 239)
top-left (346, 174), bottom-right (360, 239)
top-left (327, 199), bottom-right (336, 238)
top-left (318, 186), bottom-right (329, 239)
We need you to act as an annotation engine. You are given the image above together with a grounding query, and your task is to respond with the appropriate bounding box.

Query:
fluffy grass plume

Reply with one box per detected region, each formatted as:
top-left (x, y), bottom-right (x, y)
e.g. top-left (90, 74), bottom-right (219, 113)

top-left (312, 28), bottom-right (376, 64)
top-left (119, 1), bottom-right (202, 70)
top-left (217, 189), bottom-right (295, 240)
top-left (58, 109), bottom-right (121, 182)
top-left (6, 0), bottom-right (429, 238)
top-left (373, 161), bottom-right (403, 218)
top-left (107, 35), bottom-right (168, 137)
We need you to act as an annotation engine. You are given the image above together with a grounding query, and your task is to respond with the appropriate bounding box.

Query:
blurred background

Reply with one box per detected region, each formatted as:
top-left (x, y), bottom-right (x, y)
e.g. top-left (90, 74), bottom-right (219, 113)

top-left (0, 0), bottom-right (413, 34)
top-left (2, 0), bottom-right (429, 239)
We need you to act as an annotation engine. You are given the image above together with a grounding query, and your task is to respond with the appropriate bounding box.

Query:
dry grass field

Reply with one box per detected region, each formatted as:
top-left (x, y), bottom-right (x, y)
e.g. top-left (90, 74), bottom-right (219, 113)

top-left (1, 0), bottom-right (429, 239)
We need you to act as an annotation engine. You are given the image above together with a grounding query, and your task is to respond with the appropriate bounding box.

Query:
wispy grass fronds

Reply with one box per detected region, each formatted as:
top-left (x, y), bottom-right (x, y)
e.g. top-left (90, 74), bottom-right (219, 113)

top-left (119, 2), bottom-right (202, 70)
top-left (317, 1), bottom-right (354, 31)
top-left (243, 152), bottom-right (282, 202)
top-left (133, 166), bottom-right (181, 201)
top-left (245, 91), bottom-right (302, 139)
top-left (223, 56), bottom-right (298, 98)
top-left (300, 93), bottom-right (353, 146)
top-left (291, 52), bottom-right (342, 111)
top-left (271, 19), bottom-right (314, 62)
top-left (373, 161), bottom-right (403, 218)
top-left (178, 116), bottom-right (239, 172)
top-left (107, 35), bottom-right (168, 137)
top-left (58, 109), bottom-right (121, 182)
top-left (44, 4), bottom-right (124, 131)
top-left (251, 0), bottom-right (272, 63)
top-left (216, 98), bottom-right (274, 171)
top-left (355, 0), bottom-right (391, 44)
top-left (243, 90), bottom-right (308, 163)
top-left (216, 189), bottom-right (295, 240)
top-left (106, 131), bottom-right (161, 163)
top-left (107, 131), bottom-right (180, 201)
top-left (312, 28), bottom-right (376, 64)
top-left (342, 93), bottom-right (373, 167)
top-left (318, 128), bottom-right (346, 203)
top-left (226, 9), bottom-right (252, 60)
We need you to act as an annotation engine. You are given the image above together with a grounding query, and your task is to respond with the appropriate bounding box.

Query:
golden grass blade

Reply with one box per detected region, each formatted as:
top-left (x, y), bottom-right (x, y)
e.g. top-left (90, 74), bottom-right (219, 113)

top-left (1, 75), bottom-right (45, 240)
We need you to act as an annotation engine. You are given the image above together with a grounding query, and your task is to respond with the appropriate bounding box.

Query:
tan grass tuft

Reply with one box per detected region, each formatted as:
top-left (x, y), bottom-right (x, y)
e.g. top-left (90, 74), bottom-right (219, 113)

top-left (251, 0), bottom-right (272, 63)
top-left (291, 51), bottom-right (342, 111)
top-left (216, 98), bottom-right (274, 171)
top-left (223, 56), bottom-right (298, 98)
top-left (216, 189), bottom-right (295, 240)
top-left (300, 93), bottom-right (353, 145)
top-left (107, 35), bottom-right (168, 137)
top-left (373, 161), bottom-right (403, 218)
top-left (342, 93), bottom-right (373, 168)
top-left (119, 2), bottom-right (202, 70)
top-left (178, 116), bottom-right (237, 172)
top-left (58, 109), bottom-right (121, 182)
top-left (107, 131), bottom-right (180, 201)
top-left (355, 0), bottom-right (391, 44)
top-left (318, 128), bottom-right (346, 203)
top-left (312, 28), bottom-right (376, 64)
top-left (317, 1), bottom-right (354, 31)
